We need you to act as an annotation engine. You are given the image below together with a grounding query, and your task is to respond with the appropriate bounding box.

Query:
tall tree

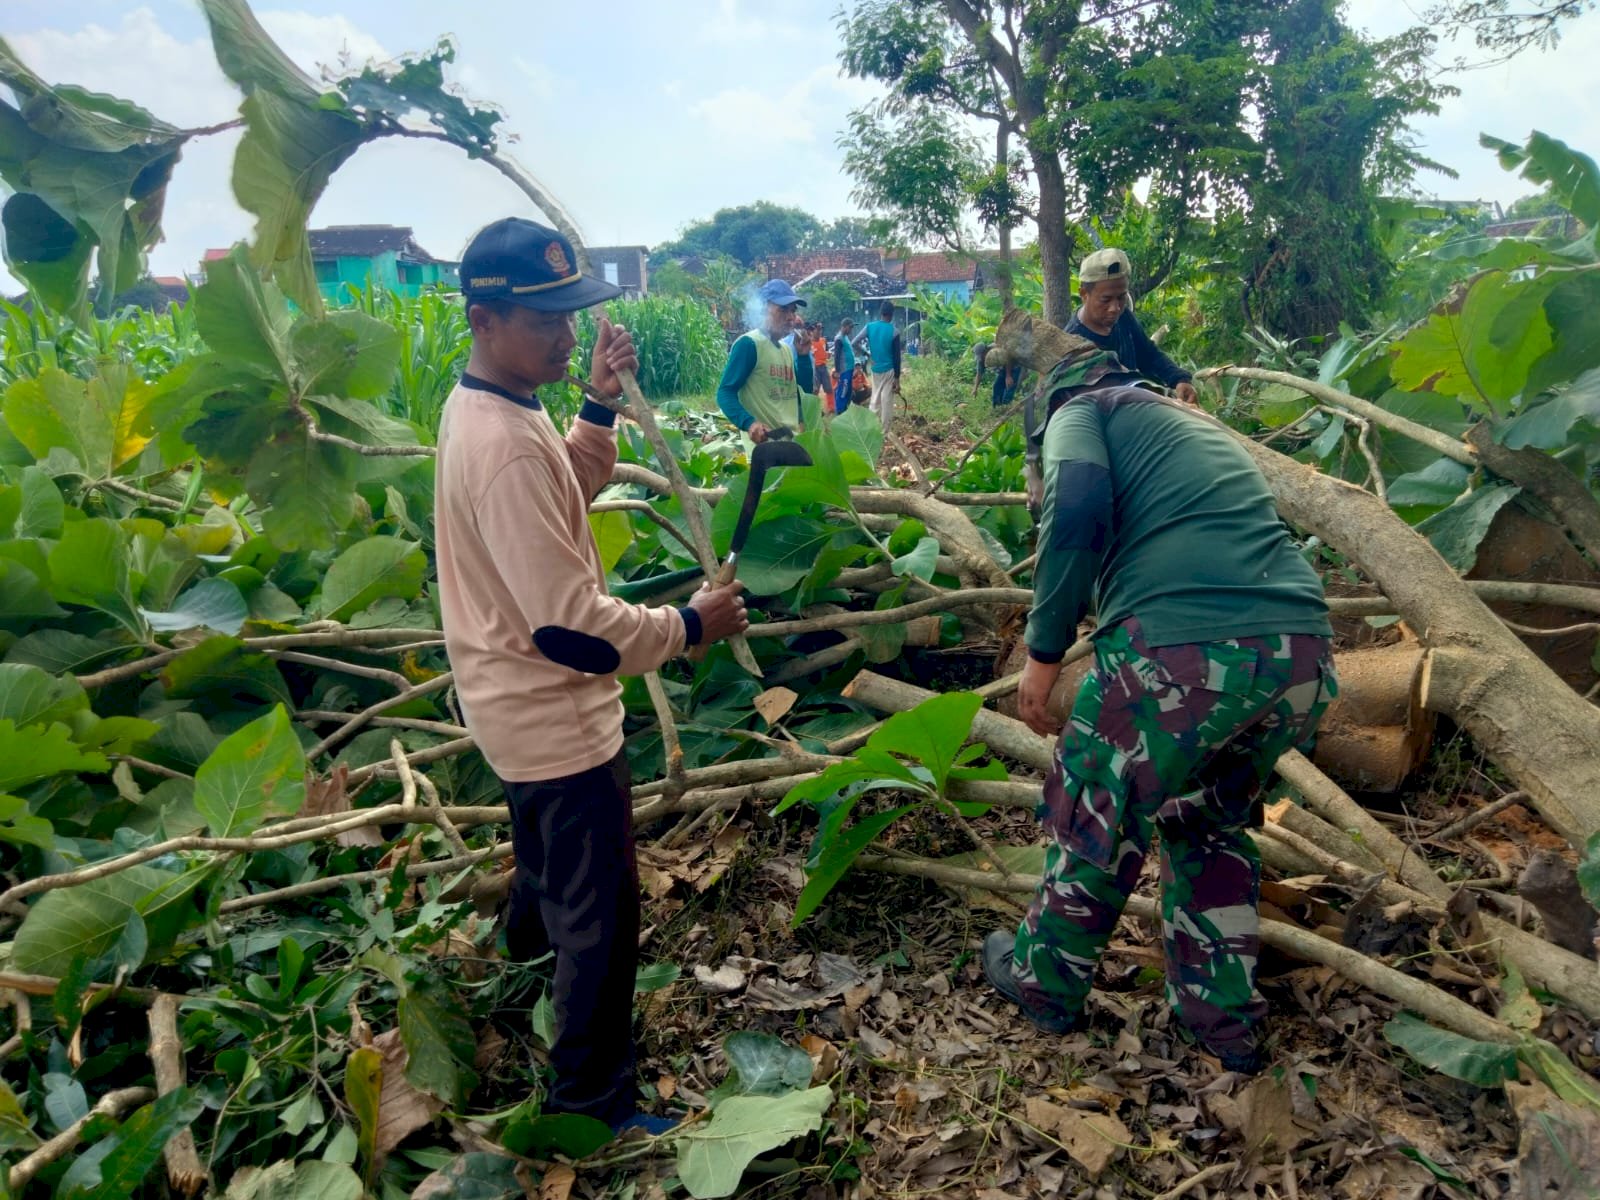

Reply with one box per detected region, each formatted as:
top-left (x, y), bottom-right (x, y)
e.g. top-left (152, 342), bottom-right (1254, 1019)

top-left (654, 202), bottom-right (823, 268)
top-left (839, 1), bottom-right (1279, 325)
top-left (1243, 3), bottom-right (1453, 339)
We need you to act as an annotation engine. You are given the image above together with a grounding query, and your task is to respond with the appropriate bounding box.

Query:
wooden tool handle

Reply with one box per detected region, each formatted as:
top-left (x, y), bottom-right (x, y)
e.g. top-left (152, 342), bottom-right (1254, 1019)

top-left (713, 557), bottom-right (738, 587)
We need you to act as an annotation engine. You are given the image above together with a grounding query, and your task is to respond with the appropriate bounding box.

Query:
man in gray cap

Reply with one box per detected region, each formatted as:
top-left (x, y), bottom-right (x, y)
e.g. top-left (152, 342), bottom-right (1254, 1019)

top-left (715, 278), bottom-right (808, 442)
top-left (1065, 249), bottom-right (1197, 405)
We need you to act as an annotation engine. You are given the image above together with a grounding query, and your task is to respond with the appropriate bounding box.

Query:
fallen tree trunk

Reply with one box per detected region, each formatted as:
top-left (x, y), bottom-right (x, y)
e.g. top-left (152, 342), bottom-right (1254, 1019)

top-left (1238, 439), bottom-right (1600, 847)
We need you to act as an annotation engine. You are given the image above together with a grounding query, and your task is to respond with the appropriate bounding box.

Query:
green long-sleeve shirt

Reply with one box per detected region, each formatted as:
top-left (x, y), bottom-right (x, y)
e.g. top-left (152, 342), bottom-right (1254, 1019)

top-left (1027, 387), bottom-right (1331, 660)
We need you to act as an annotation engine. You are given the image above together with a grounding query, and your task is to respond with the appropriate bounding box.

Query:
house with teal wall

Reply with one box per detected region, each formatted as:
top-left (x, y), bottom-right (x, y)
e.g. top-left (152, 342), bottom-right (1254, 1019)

top-left (308, 225), bottom-right (458, 302)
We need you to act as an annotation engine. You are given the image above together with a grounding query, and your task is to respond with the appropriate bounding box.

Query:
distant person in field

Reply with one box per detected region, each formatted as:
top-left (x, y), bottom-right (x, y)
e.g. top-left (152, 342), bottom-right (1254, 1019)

top-left (715, 279), bottom-right (807, 442)
top-left (435, 217), bottom-right (748, 1136)
top-left (832, 317), bottom-right (857, 414)
top-left (861, 299), bottom-right (902, 427)
top-left (979, 317), bottom-right (1336, 1077)
top-left (810, 322), bottom-right (833, 408)
top-left (1065, 248), bottom-right (1197, 405)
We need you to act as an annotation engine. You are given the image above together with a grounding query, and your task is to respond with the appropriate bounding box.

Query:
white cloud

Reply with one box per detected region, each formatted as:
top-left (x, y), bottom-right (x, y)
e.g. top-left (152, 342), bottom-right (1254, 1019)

top-left (256, 9), bottom-right (390, 82)
top-left (688, 64), bottom-right (880, 145)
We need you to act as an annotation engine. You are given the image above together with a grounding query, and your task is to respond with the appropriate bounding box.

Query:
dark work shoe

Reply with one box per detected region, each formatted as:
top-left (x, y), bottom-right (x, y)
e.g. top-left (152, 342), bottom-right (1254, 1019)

top-left (612, 1111), bottom-right (678, 1137)
top-left (1175, 1022), bottom-right (1265, 1076)
top-left (981, 931), bottom-right (1085, 1035)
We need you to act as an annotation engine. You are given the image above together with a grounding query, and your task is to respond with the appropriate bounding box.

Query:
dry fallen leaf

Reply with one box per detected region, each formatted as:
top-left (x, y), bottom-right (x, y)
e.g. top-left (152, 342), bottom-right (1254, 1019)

top-left (753, 685), bottom-right (799, 724)
top-left (371, 1028), bottom-right (445, 1159)
top-left (304, 764), bottom-right (384, 848)
top-left (801, 1033), bottom-right (840, 1080)
top-left (540, 1162), bottom-right (576, 1200)
top-left (657, 1074), bottom-right (678, 1102)
top-left (693, 962), bottom-right (748, 994)
top-left (1024, 1095), bottom-right (1130, 1180)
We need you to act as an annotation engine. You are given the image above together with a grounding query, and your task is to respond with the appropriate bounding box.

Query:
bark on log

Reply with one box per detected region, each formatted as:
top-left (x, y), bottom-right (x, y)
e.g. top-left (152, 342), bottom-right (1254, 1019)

top-left (1467, 423), bottom-right (1600, 568)
top-left (148, 993), bottom-right (207, 1195)
top-left (850, 489), bottom-right (1014, 589)
top-left (1239, 437), bottom-right (1600, 847)
top-left (1517, 851), bottom-right (1600, 960)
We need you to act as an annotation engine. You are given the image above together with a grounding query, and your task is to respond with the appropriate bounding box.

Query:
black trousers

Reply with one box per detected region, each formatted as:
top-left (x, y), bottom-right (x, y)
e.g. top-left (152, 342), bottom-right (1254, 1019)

top-left (501, 748), bottom-right (639, 1127)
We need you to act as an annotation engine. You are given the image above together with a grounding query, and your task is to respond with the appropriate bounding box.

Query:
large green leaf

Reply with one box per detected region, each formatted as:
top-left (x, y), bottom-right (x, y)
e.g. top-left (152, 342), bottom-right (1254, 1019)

top-left (15, 464), bottom-right (65, 537)
top-left (0, 40), bottom-right (185, 310)
top-left (318, 536), bottom-right (427, 622)
top-left (400, 979), bottom-right (478, 1107)
top-left (1482, 131), bottom-right (1600, 228)
top-left (863, 691), bottom-right (987, 795)
top-left (11, 864), bottom-right (205, 977)
top-left (222, 1160), bottom-right (364, 1200)
top-left (1386, 457), bottom-right (1472, 511)
top-left (1526, 272), bottom-right (1600, 395)
top-left (4, 630), bottom-right (128, 674)
top-left (1382, 1012), bottom-right (1516, 1086)
top-left (59, 1088), bottom-right (204, 1199)
top-left (159, 636), bottom-right (291, 707)
top-left (674, 1086), bottom-right (833, 1199)
top-left (1390, 271), bottom-right (1561, 415)
top-left (500, 1113), bottom-right (614, 1160)
top-left (0, 662), bottom-right (88, 728)
top-left (0, 555), bottom-right (66, 619)
top-left (830, 404), bottom-right (884, 471)
top-left (794, 803), bottom-right (916, 925)
top-left (199, 1), bottom-right (364, 314)
top-left (588, 510), bottom-right (634, 575)
top-left (720, 1032), bottom-right (814, 1097)
top-left (248, 427), bottom-right (360, 552)
top-left (1498, 368), bottom-right (1600, 450)
top-left (189, 246), bottom-right (293, 382)
top-left (736, 515), bottom-right (842, 595)
top-left (46, 517), bottom-right (143, 635)
top-left (1, 365), bottom-right (155, 480)
top-left (290, 311), bottom-right (402, 400)
top-left (1417, 483), bottom-right (1522, 573)
top-left (193, 705), bottom-right (305, 836)
top-left (141, 577), bottom-right (248, 636)
top-left (0, 719), bottom-right (107, 792)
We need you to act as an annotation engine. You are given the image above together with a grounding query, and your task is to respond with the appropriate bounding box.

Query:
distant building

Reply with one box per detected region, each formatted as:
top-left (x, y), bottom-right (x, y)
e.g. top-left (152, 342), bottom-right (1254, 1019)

top-left (585, 246), bottom-right (649, 298)
top-left (152, 276), bottom-right (190, 305)
top-left (766, 248), bottom-right (887, 281)
top-left (1482, 215), bottom-right (1583, 241)
top-left (895, 252), bottom-right (983, 303)
top-left (308, 225), bottom-right (458, 301)
top-left (197, 229), bottom-right (458, 301)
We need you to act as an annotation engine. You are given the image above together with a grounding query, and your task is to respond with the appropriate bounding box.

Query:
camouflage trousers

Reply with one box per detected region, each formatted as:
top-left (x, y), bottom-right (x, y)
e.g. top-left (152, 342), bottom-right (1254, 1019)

top-left (1012, 618), bottom-right (1337, 1056)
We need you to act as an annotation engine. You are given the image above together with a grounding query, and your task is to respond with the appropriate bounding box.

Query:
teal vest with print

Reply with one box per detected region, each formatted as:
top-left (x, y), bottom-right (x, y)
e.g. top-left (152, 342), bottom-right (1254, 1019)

top-left (737, 331), bottom-right (801, 430)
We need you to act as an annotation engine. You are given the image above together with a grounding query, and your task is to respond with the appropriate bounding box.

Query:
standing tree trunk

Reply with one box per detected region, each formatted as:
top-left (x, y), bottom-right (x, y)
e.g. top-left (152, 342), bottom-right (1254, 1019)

top-left (1032, 153), bottom-right (1074, 326)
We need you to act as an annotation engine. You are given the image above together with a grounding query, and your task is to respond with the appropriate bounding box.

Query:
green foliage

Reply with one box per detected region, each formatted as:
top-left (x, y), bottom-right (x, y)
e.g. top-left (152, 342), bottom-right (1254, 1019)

top-left (776, 692), bottom-right (1006, 924)
top-left (797, 279), bottom-right (865, 336)
top-left (655, 202), bottom-right (822, 268)
top-left (675, 1087), bottom-right (832, 1199)
top-left (193, 705), bottom-right (305, 836)
top-left (1383, 1013), bottom-right (1518, 1085)
top-left (0, 42), bottom-right (185, 312)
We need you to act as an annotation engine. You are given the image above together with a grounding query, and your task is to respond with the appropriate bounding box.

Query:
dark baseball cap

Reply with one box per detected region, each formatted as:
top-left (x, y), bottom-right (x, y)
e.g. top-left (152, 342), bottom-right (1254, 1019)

top-left (460, 217), bottom-right (622, 312)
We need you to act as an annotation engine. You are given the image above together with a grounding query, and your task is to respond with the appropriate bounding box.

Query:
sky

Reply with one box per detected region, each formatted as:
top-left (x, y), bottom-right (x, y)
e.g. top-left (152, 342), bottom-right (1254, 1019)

top-left (2, 0), bottom-right (1598, 291)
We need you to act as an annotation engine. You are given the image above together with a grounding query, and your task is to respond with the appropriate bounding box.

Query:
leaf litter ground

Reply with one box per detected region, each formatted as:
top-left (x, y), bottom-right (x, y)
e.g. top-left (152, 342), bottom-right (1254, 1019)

top-left (478, 731), bottom-right (1600, 1200)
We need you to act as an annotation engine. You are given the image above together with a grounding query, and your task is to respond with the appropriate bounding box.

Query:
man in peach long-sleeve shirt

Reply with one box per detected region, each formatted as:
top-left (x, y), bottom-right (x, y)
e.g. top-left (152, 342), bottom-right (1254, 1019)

top-left (436, 218), bottom-right (747, 1134)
